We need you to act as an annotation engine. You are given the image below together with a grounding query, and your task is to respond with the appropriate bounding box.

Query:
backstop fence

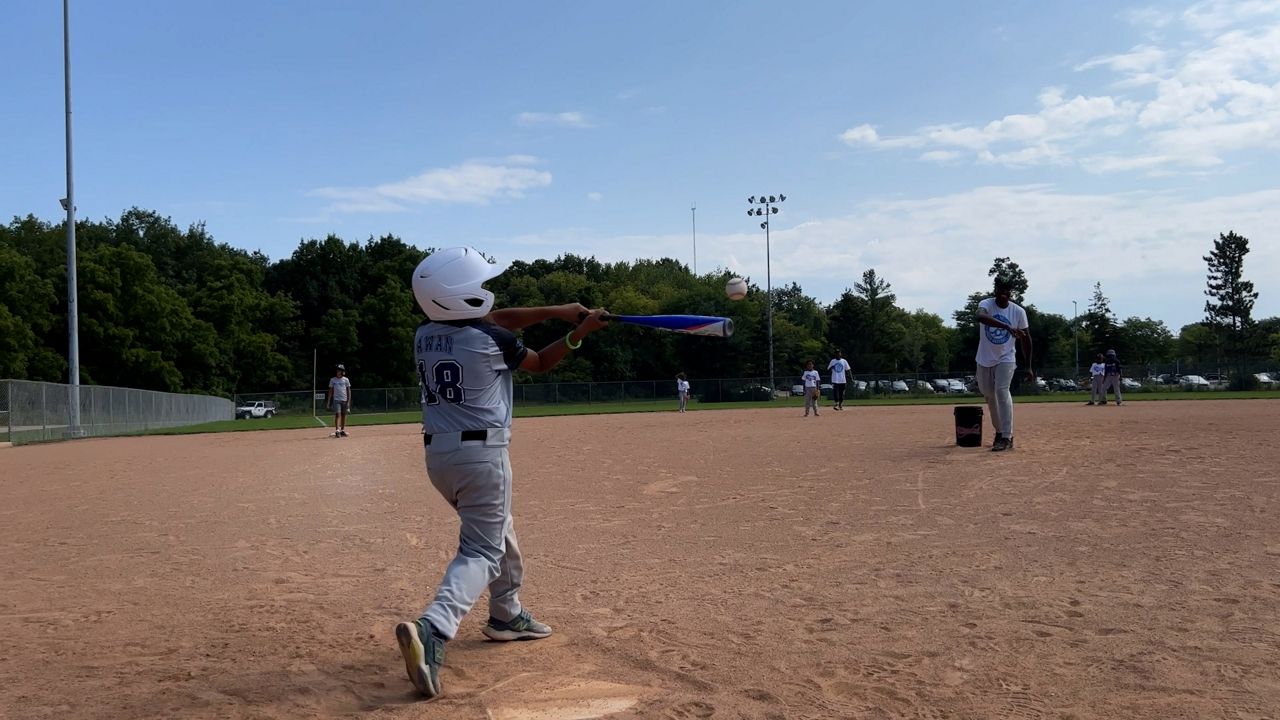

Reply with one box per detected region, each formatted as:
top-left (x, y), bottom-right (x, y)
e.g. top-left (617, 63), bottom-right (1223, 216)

top-left (1, 380), bottom-right (233, 446)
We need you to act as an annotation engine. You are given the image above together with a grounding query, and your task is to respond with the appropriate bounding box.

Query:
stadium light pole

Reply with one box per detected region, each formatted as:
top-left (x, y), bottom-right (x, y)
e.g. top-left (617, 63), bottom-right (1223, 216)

top-left (62, 0), bottom-right (83, 436)
top-left (747, 194), bottom-right (785, 398)
top-left (691, 202), bottom-right (697, 275)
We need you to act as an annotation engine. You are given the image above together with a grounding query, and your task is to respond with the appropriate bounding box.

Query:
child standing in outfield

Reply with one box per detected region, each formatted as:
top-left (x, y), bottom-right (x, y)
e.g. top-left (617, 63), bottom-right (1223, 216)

top-left (327, 364), bottom-right (351, 437)
top-left (676, 372), bottom-right (690, 413)
top-left (1087, 353), bottom-right (1106, 405)
top-left (802, 360), bottom-right (821, 417)
top-left (1100, 349), bottom-right (1124, 405)
top-left (395, 246), bottom-right (609, 701)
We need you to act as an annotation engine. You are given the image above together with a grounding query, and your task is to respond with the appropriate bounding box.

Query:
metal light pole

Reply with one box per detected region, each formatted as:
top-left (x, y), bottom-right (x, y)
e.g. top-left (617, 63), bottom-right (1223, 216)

top-left (691, 202), bottom-right (697, 275)
top-left (747, 194), bottom-right (786, 398)
top-left (1072, 300), bottom-right (1079, 380)
top-left (63, 0), bottom-right (82, 436)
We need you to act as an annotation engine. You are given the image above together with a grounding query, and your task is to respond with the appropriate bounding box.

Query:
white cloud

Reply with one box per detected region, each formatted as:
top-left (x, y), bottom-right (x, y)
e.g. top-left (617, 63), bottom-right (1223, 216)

top-left (587, 192), bottom-right (603, 201)
top-left (920, 150), bottom-right (961, 163)
top-left (1183, 0), bottom-right (1280, 32)
top-left (309, 157), bottom-right (552, 213)
top-left (842, 3), bottom-right (1280, 173)
top-left (838, 124), bottom-right (879, 145)
top-left (477, 185), bottom-right (1280, 330)
top-left (514, 111), bottom-right (593, 128)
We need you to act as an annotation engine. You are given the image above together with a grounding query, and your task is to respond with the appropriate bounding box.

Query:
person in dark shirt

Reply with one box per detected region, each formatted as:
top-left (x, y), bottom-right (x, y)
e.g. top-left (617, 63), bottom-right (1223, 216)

top-left (1099, 349), bottom-right (1124, 406)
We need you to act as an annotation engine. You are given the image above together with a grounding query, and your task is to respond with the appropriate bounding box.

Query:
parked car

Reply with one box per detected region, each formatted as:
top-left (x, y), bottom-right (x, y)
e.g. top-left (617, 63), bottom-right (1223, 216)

top-left (1204, 373), bottom-right (1228, 387)
top-left (820, 383), bottom-right (834, 397)
top-left (911, 380), bottom-right (934, 393)
top-left (236, 400), bottom-right (277, 419)
top-left (930, 378), bottom-right (951, 393)
top-left (1121, 378), bottom-right (1142, 390)
top-left (1180, 374), bottom-right (1211, 389)
top-left (1047, 378), bottom-right (1079, 391)
top-left (1254, 372), bottom-right (1278, 388)
top-left (946, 379), bottom-right (967, 394)
top-left (852, 380), bottom-right (869, 392)
top-left (790, 384), bottom-right (805, 396)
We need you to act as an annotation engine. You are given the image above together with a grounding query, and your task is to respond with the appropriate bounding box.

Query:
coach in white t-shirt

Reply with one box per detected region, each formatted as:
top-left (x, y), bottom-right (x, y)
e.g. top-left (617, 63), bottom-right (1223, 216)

top-left (827, 351), bottom-right (851, 410)
top-left (974, 276), bottom-right (1033, 452)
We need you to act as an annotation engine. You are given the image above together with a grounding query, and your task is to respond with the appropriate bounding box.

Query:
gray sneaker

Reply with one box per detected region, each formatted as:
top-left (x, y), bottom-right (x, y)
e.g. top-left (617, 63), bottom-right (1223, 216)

top-left (482, 609), bottom-right (552, 641)
top-left (395, 619), bottom-right (445, 699)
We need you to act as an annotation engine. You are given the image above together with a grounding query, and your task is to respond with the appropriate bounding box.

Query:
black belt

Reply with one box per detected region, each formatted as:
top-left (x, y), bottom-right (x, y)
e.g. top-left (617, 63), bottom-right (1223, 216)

top-left (423, 430), bottom-right (488, 446)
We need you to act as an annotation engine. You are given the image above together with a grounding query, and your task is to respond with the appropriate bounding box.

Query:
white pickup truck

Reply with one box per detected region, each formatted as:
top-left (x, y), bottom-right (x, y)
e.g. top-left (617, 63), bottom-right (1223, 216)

top-left (235, 401), bottom-right (277, 419)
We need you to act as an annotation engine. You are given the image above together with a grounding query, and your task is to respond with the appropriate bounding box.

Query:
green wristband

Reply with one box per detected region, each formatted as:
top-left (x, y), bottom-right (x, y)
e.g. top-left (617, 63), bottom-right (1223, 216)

top-left (565, 331), bottom-right (583, 350)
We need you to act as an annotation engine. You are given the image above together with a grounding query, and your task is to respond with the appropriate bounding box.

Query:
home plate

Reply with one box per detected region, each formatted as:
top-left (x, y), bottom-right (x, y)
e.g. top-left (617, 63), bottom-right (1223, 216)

top-left (485, 677), bottom-right (649, 720)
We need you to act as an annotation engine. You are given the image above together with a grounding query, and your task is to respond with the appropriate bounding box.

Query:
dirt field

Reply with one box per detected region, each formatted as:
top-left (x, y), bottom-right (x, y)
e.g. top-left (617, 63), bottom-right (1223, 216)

top-left (2, 400), bottom-right (1278, 720)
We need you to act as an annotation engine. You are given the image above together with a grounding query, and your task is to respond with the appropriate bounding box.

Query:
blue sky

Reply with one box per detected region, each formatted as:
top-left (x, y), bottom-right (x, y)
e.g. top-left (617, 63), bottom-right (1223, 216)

top-left (3, 0), bottom-right (1278, 330)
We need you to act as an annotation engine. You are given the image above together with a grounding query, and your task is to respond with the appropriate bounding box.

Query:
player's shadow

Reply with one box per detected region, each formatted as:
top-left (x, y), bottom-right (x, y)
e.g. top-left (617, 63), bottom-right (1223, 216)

top-left (95, 649), bottom-right (426, 720)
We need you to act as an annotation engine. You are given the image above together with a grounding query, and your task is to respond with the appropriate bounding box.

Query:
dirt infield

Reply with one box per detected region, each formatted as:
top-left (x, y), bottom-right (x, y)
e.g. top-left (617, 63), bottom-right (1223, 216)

top-left (2, 400), bottom-right (1278, 719)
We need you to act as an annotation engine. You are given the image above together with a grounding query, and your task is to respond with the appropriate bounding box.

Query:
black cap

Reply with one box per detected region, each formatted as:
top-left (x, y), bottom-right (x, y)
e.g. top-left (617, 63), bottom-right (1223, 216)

top-left (335, 364), bottom-right (345, 371)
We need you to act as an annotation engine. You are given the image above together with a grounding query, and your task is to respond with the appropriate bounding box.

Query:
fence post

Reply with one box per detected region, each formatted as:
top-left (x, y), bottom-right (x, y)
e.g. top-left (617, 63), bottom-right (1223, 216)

top-left (42, 383), bottom-right (48, 433)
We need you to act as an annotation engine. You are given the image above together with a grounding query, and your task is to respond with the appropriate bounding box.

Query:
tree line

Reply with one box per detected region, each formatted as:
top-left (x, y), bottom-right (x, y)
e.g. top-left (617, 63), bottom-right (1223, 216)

top-left (2, 209), bottom-right (1275, 395)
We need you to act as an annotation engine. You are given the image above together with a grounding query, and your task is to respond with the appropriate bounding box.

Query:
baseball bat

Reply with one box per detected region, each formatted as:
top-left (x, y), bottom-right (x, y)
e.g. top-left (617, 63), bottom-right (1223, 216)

top-left (579, 312), bottom-right (734, 338)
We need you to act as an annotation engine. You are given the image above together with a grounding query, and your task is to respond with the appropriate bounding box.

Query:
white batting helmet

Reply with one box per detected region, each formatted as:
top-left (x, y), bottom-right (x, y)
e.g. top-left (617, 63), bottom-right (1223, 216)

top-left (411, 247), bottom-right (508, 321)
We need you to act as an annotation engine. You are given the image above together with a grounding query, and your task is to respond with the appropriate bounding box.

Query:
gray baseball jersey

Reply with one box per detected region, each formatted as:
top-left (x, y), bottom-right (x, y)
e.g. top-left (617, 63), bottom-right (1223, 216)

top-left (414, 320), bottom-right (528, 434)
top-left (413, 318), bottom-right (532, 640)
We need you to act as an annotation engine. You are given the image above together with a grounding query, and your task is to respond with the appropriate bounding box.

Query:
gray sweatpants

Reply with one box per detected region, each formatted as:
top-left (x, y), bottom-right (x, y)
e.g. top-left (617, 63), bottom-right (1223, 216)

top-left (976, 362), bottom-right (1016, 437)
top-left (805, 388), bottom-right (819, 414)
top-left (1090, 375), bottom-right (1104, 403)
top-left (1100, 374), bottom-right (1123, 403)
top-left (421, 444), bottom-right (524, 640)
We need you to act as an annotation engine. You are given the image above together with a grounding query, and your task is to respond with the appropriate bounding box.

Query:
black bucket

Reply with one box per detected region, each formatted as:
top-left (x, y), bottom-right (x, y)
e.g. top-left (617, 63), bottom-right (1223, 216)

top-left (953, 406), bottom-right (983, 447)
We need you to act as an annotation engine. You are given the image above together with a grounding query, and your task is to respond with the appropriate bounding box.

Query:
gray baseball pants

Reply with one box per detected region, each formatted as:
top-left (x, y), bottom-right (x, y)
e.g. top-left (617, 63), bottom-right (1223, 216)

top-left (976, 362), bottom-right (1016, 437)
top-left (421, 442), bottom-right (524, 640)
top-left (805, 388), bottom-right (819, 414)
top-left (1101, 374), bottom-right (1123, 403)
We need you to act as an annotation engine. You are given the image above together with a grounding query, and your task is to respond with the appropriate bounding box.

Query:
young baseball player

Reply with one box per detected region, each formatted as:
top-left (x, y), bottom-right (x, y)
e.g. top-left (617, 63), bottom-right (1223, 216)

top-left (395, 246), bottom-right (609, 701)
top-left (827, 351), bottom-right (851, 410)
top-left (676, 372), bottom-right (690, 413)
top-left (1087, 353), bottom-right (1106, 405)
top-left (1099, 349), bottom-right (1124, 405)
top-left (326, 364), bottom-right (351, 437)
top-left (802, 360), bottom-right (821, 417)
top-left (975, 276), bottom-right (1033, 452)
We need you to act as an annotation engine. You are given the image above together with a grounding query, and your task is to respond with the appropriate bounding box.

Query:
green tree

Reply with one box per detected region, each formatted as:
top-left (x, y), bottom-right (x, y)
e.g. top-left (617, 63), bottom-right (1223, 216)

top-left (1083, 282), bottom-right (1118, 353)
top-left (989, 257), bottom-right (1028, 304)
top-left (1203, 231), bottom-right (1259, 384)
top-left (1116, 317), bottom-right (1175, 371)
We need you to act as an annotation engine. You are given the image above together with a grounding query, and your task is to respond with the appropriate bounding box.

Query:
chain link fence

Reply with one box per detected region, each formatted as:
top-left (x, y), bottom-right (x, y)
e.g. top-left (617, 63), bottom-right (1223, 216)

top-left (231, 363), bottom-right (1280, 414)
top-left (1, 379), bottom-right (233, 446)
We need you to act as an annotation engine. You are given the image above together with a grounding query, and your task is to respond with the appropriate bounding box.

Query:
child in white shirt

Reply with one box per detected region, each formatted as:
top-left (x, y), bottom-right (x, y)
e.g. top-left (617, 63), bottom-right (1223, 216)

top-left (802, 361), bottom-right (821, 417)
top-left (1087, 353), bottom-right (1105, 405)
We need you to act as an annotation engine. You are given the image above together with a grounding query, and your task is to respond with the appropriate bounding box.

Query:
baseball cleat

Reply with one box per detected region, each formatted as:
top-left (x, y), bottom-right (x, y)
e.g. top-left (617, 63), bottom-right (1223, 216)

top-left (482, 609), bottom-right (552, 641)
top-left (395, 619), bottom-right (445, 699)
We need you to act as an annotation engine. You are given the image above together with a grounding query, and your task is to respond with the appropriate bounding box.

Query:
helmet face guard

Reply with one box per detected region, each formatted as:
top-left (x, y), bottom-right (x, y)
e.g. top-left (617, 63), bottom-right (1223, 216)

top-left (412, 247), bottom-right (508, 321)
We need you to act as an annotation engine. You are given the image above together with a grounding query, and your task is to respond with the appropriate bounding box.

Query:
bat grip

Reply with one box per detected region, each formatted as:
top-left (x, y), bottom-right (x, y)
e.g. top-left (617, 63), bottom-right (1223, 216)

top-left (578, 311), bottom-right (616, 322)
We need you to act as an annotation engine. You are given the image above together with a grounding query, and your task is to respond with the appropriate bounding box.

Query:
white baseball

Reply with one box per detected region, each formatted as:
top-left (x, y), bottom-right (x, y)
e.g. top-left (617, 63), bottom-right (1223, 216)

top-left (725, 277), bottom-right (747, 300)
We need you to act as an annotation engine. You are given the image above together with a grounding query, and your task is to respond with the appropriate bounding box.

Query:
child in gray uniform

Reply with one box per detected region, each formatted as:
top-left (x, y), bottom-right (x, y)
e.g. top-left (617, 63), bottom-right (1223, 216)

top-left (395, 246), bottom-right (609, 701)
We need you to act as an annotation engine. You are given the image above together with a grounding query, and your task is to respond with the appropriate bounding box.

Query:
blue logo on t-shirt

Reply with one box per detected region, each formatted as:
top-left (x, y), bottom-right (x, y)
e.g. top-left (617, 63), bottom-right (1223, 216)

top-left (984, 314), bottom-right (1012, 344)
